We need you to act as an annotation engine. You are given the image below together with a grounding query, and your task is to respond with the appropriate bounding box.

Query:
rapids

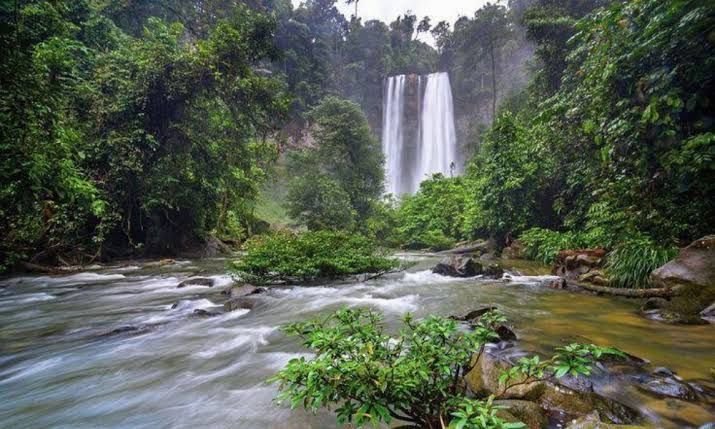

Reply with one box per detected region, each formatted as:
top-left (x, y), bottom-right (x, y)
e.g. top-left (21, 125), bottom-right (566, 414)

top-left (0, 255), bottom-right (712, 428)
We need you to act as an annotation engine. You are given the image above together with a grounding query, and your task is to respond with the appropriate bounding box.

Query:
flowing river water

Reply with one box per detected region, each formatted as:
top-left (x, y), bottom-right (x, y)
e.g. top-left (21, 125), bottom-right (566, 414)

top-left (0, 254), bottom-right (713, 428)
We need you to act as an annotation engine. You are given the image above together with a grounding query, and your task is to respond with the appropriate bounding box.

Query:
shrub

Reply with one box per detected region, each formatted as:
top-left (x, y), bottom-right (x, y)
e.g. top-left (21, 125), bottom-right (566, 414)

top-left (271, 307), bottom-right (623, 428)
top-left (519, 228), bottom-right (585, 264)
top-left (605, 237), bottom-right (677, 289)
top-left (395, 174), bottom-right (467, 250)
top-left (231, 231), bottom-right (398, 285)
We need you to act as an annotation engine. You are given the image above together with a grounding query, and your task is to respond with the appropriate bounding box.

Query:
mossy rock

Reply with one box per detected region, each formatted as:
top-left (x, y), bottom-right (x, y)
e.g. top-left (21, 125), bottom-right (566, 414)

top-left (494, 400), bottom-right (547, 429)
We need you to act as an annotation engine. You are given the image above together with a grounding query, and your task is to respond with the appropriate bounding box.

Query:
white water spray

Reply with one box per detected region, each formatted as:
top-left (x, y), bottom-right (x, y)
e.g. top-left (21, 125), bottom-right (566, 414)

top-left (381, 72), bottom-right (458, 195)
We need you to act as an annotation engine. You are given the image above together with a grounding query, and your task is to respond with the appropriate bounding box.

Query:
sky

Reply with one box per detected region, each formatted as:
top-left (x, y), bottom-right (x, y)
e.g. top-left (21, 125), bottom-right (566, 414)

top-left (292, 0), bottom-right (490, 45)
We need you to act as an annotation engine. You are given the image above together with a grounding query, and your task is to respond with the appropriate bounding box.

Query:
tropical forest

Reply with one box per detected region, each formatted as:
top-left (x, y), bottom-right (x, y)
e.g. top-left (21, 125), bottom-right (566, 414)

top-left (0, 0), bottom-right (714, 428)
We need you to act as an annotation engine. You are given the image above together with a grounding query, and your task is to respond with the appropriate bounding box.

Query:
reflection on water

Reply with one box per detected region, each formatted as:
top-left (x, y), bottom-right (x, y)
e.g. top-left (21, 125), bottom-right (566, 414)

top-left (0, 255), bottom-right (712, 428)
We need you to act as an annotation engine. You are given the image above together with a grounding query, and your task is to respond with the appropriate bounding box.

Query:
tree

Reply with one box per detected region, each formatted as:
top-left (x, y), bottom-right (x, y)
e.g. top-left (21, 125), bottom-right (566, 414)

top-left (286, 96), bottom-right (383, 230)
top-left (286, 174), bottom-right (356, 231)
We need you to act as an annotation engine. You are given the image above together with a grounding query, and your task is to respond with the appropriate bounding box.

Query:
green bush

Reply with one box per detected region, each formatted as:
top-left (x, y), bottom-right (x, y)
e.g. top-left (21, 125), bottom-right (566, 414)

top-left (605, 238), bottom-right (677, 289)
top-left (271, 307), bottom-right (623, 428)
top-left (395, 174), bottom-right (467, 250)
top-left (231, 231), bottom-right (398, 285)
top-left (519, 228), bottom-right (586, 264)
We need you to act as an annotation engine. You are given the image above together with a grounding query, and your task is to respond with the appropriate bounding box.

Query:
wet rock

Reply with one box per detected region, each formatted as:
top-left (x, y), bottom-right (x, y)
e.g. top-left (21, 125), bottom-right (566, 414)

top-left (553, 249), bottom-right (606, 281)
top-left (465, 350), bottom-right (545, 400)
top-left (565, 411), bottom-right (646, 429)
top-left (652, 367), bottom-right (676, 377)
top-left (641, 308), bottom-right (707, 325)
top-left (579, 270), bottom-right (609, 286)
top-left (651, 235), bottom-right (715, 290)
top-left (637, 377), bottom-right (697, 400)
top-left (450, 307), bottom-right (497, 321)
top-left (483, 263), bottom-right (504, 279)
top-left (493, 400), bottom-right (547, 429)
top-left (479, 252), bottom-right (498, 262)
top-left (99, 325), bottom-right (154, 337)
top-left (641, 297), bottom-right (669, 311)
top-left (432, 255), bottom-right (482, 277)
top-left (177, 277), bottom-right (214, 288)
top-left (544, 277), bottom-right (568, 289)
top-left (192, 309), bottom-right (221, 318)
top-left (539, 381), bottom-right (639, 424)
top-left (223, 284), bottom-right (265, 298)
top-left (494, 325), bottom-right (517, 342)
top-left (224, 296), bottom-right (263, 312)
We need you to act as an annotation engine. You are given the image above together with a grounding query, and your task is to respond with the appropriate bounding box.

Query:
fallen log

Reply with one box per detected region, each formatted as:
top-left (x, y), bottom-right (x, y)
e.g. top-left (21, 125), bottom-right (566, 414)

top-left (21, 262), bottom-right (85, 274)
top-left (568, 281), bottom-right (678, 298)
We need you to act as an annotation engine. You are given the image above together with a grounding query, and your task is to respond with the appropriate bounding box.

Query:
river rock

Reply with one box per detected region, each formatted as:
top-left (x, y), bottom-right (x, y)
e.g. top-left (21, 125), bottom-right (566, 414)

top-left (544, 277), bottom-right (568, 289)
top-left (565, 412), bottom-right (647, 429)
top-left (494, 325), bottom-right (517, 342)
top-left (224, 296), bottom-right (263, 312)
top-left (651, 235), bottom-right (715, 290)
top-left (177, 277), bottom-right (214, 288)
top-left (640, 297), bottom-right (669, 311)
top-left (636, 376), bottom-right (697, 400)
top-left (433, 255), bottom-right (482, 277)
top-left (553, 249), bottom-right (606, 281)
top-left (493, 400), bottom-right (547, 429)
top-left (483, 263), bottom-right (504, 279)
top-left (144, 258), bottom-right (175, 268)
top-left (451, 307), bottom-right (497, 321)
top-left (223, 284), bottom-right (265, 298)
top-left (192, 309), bottom-right (221, 318)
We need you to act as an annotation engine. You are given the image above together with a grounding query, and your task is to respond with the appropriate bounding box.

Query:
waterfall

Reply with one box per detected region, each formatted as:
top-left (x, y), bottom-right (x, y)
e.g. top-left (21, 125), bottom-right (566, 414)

top-left (381, 75), bottom-right (406, 196)
top-left (417, 72), bottom-right (458, 184)
top-left (381, 72), bottom-right (458, 196)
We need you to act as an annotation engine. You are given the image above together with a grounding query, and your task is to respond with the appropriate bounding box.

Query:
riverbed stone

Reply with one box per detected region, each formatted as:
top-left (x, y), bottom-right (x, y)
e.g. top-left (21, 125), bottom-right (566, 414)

top-left (223, 283), bottom-right (264, 298)
top-left (494, 400), bottom-right (547, 429)
top-left (651, 235), bottom-right (715, 290)
top-left (224, 296), bottom-right (263, 311)
top-left (451, 307), bottom-right (497, 321)
top-left (483, 263), bottom-right (504, 279)
top-left (636, 377), bottom-right (697, 400)
top-left (432, 255), bottom-right (483, 277)
top-left (177, 277), bottom-right (214, 288)
top-left (565, 412), bottom-right (646, 429)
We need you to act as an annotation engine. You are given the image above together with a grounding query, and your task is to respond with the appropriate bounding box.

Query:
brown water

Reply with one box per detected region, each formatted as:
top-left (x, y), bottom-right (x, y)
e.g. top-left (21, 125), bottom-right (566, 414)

top-left (0, 254), bottom-right (712, 428)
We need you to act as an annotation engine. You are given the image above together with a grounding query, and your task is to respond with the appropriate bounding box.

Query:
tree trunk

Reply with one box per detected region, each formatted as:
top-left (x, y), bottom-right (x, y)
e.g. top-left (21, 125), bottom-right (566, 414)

top-left (569, 281), bottom-right (679, 298)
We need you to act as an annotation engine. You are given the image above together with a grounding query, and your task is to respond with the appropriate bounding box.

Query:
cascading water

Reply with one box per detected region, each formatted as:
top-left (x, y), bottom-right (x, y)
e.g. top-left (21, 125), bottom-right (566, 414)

top-left (381, 72), bottom-right (458, 195)
top-left (381, 75), bottom-right (406, 196)
top-left (417, 72), bottom-right (458, 184)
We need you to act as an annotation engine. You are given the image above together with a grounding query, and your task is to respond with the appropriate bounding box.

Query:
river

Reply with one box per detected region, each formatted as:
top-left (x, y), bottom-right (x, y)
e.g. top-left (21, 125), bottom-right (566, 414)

top-left (0, 254), bottom-right (713, 428)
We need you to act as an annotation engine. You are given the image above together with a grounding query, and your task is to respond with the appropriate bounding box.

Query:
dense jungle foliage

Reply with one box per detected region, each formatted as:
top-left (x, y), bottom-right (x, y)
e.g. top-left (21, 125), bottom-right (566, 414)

top-left (2, 0), bottom-right (714, 292)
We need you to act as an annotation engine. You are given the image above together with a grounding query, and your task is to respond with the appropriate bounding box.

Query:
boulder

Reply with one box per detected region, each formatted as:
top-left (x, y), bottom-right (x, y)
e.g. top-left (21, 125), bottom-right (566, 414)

top-left (483, 263), bottom-right (505, 279)
top-left (465, 350), bottom-right (545, 400)
top-left (224, 296), bottom-right (262, 312)
top-left (433, 255), bottom-right (482, 277)
top-left (553, 249), bottom-right (606, 281)
top-left (579, 270), bottom-right (609, 286)
top-left (493, 400), bottom-right (547, 429)
top-left (223, 284), bottom-right (264, 298)
top-left (651, 235), bottom-right (715, 290)
top-left (494, 325), bottom-right (517, 342)
top-left (636, 377), bottom-right (697, 400)
top-left (177, 277), bottom-right (214, 288)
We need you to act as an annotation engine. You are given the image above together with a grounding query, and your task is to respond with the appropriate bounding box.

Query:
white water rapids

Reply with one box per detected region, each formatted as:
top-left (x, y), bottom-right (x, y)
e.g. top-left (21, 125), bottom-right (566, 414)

top-left (0, 256), bottom-right (713, 428)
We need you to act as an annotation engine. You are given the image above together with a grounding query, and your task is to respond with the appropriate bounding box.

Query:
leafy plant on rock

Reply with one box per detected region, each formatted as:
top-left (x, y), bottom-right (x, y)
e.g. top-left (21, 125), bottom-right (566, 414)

top-left (271, 307), bottom-right (623, 428)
